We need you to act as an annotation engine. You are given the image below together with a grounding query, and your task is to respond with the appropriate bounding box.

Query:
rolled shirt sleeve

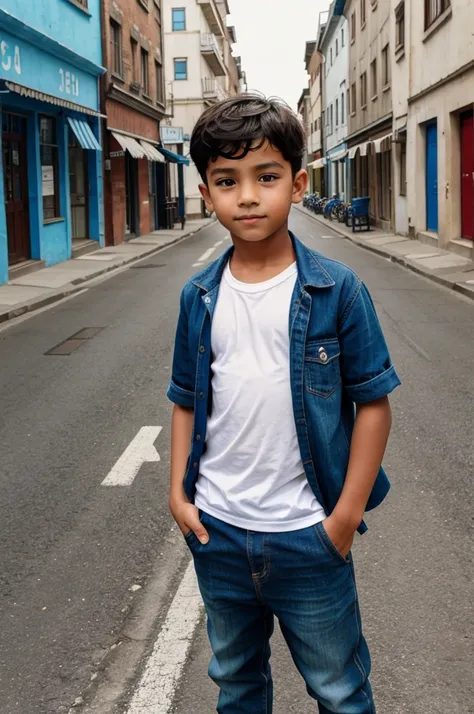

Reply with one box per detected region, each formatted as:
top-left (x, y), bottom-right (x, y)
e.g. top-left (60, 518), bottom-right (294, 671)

top-left (167, 289), bottom-right (196, 408)
top-left (339, 280), bottom-right (401, 404)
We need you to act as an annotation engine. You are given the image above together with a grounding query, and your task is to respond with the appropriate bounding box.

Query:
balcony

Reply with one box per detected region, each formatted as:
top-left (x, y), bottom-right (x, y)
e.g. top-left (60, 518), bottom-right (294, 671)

top-left (197, 0), bottom-right (225, 36)
top-left (202, 78), bottom-right (228, 103)
top-left (201, 33), bottom-right (226, 76)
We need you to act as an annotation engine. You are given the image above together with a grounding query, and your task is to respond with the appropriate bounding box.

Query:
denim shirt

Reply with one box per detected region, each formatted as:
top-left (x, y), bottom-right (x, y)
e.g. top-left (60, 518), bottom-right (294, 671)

top-left (167, 233), bottom-right (401, 535)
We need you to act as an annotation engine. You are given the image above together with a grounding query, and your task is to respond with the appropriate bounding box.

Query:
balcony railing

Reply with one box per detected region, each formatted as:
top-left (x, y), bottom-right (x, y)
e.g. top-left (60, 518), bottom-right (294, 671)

top-left (200, 33), bottom-right (226, 76)
top-left (202, 78), bottom-right (227, 102)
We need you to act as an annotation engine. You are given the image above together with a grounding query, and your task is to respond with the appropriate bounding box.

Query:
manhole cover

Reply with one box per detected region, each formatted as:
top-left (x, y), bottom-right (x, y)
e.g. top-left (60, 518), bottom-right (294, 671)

top-left (45, 327), bottom-right (105, 356)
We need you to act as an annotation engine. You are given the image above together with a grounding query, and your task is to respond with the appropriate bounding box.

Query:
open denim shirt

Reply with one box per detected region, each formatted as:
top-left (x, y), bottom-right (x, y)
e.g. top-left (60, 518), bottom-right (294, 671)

top-left (167, 233), bottom-right (401, 535)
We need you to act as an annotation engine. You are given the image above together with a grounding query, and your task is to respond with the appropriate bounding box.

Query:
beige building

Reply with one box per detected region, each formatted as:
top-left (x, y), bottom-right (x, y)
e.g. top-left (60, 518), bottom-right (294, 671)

top-left (406, 1), bottom-right (474, 259)
top-left (303, 13), bottom-right (328, 195)
top-left (163, 0), bottom-right (243, 217)
top-left (344, 0), bottom-right (394, 230)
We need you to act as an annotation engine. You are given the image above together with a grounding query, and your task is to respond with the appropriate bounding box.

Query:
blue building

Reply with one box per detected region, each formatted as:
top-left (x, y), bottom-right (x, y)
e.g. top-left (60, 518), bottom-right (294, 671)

top-left (0, 0), bottom-right (105, 286)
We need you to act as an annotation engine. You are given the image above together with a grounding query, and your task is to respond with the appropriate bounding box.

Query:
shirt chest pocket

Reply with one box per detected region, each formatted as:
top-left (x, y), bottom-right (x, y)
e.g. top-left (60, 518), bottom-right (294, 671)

top-left (304, 339), bottom-right (341, 398)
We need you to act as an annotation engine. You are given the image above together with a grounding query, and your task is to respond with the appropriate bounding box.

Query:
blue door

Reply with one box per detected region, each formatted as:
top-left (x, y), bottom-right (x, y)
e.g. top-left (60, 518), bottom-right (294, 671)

top-left (426, 122), bottom-right (438, 232)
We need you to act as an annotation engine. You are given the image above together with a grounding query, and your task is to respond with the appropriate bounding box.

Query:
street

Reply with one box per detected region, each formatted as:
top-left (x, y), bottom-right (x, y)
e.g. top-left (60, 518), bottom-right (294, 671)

top-left (0, 208), bottom-right (473, 714)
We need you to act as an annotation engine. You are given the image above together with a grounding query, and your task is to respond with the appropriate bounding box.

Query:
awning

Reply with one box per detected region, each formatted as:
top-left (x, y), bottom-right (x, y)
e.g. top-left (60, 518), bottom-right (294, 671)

top-left (373, 132), bottom-right (393, 153)
top-left (67, 117), bottom-right (101, 151)
top-left (327, 147), bottom-right (348, 162)
top-left (307, 158), bottom-right (326, 170)
top-left (111, 131), bottom-right (146, 159)
top-left (348, 142), bottom-right (369, 159)
top-left (140, 140), bottom-right (165, 162)
top-left (4, 81), bottom-right (103, 117)
top-left (158, 147), bottom-right (190, 165)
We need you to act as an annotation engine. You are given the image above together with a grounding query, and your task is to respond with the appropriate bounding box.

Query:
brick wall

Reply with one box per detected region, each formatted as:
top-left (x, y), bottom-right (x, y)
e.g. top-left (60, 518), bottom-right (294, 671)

top-left (110, 154), bottom-right (126, 244)
top-left (138, 159), bottom-right (150, 235)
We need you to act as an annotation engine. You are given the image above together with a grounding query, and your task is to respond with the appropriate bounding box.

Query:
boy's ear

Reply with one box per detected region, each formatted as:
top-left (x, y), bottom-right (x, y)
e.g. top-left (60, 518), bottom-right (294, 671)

top-left (292, 169), bottom-right (309, 204)
top-left (199, 183), bottom-right (215, 214)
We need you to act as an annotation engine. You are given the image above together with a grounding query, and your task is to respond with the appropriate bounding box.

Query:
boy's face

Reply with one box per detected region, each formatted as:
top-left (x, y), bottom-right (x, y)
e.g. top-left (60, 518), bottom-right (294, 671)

top-left (199, 141), bottom-right (308, 242)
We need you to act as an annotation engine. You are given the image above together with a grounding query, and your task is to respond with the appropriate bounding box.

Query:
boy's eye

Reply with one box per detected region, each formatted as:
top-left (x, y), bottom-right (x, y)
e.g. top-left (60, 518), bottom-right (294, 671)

top-left (259, 174), bottom-right (278, 183)
top-left (216, 178), bottom-right (235, 187)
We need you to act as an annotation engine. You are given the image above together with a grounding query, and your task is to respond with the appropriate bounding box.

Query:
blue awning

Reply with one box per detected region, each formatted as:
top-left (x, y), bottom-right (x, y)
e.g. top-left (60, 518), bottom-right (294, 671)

top-left (67, 117), bottom-right (102, 151)
top-left (158, 147), bottom-right (190, 165)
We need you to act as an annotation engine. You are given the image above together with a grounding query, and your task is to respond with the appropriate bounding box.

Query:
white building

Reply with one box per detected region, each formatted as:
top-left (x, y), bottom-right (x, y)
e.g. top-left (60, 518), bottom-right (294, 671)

top-left (304, 12), bottom-right (327, 196)
top-left (163, 0), bottom-right (242, 217)
top-left (391, 0), bottom-right (409, 235)
top-left (406, 0), bottom-right (474, 259)
top-left (319, 1), bottom-right (349, 200)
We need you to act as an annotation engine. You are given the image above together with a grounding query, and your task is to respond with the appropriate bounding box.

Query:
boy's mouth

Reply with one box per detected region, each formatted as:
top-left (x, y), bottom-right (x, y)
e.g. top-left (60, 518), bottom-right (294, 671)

top-left (234, 214), bottom-right (266, 224)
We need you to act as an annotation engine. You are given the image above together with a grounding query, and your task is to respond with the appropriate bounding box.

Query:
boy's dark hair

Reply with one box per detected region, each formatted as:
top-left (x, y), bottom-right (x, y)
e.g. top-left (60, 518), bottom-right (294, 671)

top-left (190, 93), bottom-right (305, 182)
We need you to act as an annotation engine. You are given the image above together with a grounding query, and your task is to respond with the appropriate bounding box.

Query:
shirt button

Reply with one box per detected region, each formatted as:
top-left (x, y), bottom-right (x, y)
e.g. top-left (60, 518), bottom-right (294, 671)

top-left (199, 345), bottom-right (205, 353)
top-left (198, 391), bottom-right (204, 399)
top-left (192, 462), bottom-right (198, 469)
top-left (196, 434), bottom-right (201, 441)
top-left (204, 296), bottom-right (211, 304)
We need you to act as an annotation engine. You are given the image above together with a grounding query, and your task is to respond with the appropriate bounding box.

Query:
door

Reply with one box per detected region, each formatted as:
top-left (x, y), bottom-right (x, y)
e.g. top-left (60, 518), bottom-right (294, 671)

top-left (426, 122), bottom-right (438, 232)
top-left (125, 153), bottom-right (138, 238)
top-left (460, 111), bottom-right (474, 240)
top-left (2, 112), bottom-right (30, 264)
top-left (148, 162), bottom-right (156, 231)
top-left (68, 132), bottom-right (89, 240)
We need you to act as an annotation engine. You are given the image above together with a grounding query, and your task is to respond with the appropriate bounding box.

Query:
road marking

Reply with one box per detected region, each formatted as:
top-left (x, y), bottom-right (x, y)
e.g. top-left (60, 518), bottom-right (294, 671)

top-left (192, 244), bottom-right (222, 268)
top-left (126, 561), bottom-right (203, 713)
top-left (101, 426), bottom-right (162, 486)
top-left (214, 240), bottom-right (223, 247)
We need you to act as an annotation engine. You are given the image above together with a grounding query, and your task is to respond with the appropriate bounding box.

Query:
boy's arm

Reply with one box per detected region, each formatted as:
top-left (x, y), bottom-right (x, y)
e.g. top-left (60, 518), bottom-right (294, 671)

top-left (323, 397), bottom-right (392, 557)
top-left (325, 278), bottom-right (401, 556)
top-left (169, 405), bottom-right (209, 544)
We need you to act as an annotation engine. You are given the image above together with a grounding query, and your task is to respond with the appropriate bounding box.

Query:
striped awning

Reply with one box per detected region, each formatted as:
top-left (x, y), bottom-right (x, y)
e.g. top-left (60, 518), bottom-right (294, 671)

top-left (307, 158), bottom-right (326, 170)
top-left (67, 117), bottom-right (101, 151)
top-left (111, 132), bottom-right (146, 159)
top-left (348, 142), bottom-right (369, 159)
top-left (140, 140), bottom-right (165, 162)
top-left (373, 133), bottom-right (393, 153)
top-left (5, 81), bottom-right (103, 117)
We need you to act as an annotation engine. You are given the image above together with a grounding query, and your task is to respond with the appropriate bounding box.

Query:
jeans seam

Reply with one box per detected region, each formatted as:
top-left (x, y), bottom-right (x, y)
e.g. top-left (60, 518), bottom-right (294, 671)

top-left (260, 610), bottom-right (269, 714)
top-left (349, 562), bottom-right (374, 713)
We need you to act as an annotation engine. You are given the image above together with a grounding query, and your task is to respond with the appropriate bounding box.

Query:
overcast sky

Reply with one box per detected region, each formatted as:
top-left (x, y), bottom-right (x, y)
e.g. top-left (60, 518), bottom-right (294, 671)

top-left (228, 0), bottom-right (330, 110)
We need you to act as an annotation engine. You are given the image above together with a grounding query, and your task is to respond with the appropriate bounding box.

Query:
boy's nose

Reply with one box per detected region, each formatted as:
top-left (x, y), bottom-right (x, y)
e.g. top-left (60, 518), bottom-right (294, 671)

top-left (237, 184), bottom-right (260, 206)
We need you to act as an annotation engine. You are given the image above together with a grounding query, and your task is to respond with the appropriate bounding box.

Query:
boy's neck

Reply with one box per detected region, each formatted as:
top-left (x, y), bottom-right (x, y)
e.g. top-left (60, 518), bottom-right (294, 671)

top-left (230, 224), bottom-right (296, 278)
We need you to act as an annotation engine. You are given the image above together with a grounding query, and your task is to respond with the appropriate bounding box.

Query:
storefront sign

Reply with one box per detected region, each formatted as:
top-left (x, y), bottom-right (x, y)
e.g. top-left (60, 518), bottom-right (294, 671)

top-left (161, 127), bottom-right (183, 144)
top-left (0, 31), bottom-right (99, 111)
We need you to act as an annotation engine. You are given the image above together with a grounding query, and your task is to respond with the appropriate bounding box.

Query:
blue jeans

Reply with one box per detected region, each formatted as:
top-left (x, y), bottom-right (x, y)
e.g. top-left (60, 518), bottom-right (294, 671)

top-left (185, 511), bottom-right (375, 714)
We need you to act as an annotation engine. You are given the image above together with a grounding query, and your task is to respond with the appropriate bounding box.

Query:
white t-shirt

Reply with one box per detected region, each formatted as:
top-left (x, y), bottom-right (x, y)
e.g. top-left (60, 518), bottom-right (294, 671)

top-left (194, 261), bottom-right (325, 532)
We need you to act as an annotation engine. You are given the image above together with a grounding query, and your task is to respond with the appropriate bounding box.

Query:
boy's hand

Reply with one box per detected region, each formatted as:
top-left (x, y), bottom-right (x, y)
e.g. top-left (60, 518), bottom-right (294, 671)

top-left (169, 498), bottom-right (210, 545)
top-left (322, 515), bottom-right (356, 559)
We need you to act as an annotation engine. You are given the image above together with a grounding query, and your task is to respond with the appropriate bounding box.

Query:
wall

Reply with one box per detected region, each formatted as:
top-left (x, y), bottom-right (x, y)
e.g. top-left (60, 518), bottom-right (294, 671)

top-left (308, 49), bottom-right (323, 156)
top-left (391, 0), bottom-right (409, 235)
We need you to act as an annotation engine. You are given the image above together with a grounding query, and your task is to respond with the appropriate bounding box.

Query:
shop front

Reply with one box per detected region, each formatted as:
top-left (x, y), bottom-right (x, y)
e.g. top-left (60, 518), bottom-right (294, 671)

top-left (0, 15), bottom-right (104, 286)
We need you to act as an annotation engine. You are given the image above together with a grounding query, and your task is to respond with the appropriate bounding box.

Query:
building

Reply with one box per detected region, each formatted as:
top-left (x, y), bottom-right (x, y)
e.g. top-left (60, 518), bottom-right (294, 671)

top-left (390, 0), bottom-right (409, 236)
top-left (101, 0), bottom-right (177, 244)
top-left (319, 0), bottom-right (349, 201)
top-left (0, 0), bottom-right (104, 286)
top-left (304, 18), bottom-right (326, 196)
top-left (297, 87), bottom-right (311, 173)
top-left (344, 0), bottom-right (393, 230)
top-left (163, 0), bottom-right (243, 218)
top-left (406, 0), bottom-right (473, 260)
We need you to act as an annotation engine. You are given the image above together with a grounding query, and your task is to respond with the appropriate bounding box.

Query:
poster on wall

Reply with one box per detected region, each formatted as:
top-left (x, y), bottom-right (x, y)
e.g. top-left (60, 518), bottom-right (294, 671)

top-left (42, 167), bottom-right (55, 197)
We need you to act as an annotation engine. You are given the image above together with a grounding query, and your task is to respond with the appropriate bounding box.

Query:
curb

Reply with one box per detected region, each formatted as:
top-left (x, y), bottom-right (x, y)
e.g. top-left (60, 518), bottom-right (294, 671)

top-left (294, 205), bottom-right (474, 302)
top-left (0, 220), bottom-right (215, 325)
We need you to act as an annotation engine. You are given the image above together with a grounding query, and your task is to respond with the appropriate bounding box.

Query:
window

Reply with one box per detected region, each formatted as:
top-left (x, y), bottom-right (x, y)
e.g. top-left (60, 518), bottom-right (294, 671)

top-left (336, 39), bottom-right (339, 56)
top-left (382, 44), bottom-right (390, 87)
top-left (330, 104), bottom-right (334, 133)
top-left (400, 141), bottom-right (407, 196)
top-left (351, 12), bottom-right (356, 42)
top-left (341, 92), bottom-right (345, 123)
top-left (110, 19), bottom-right (122, 76)
top-left (131, 38), bottom-right (138, 83)
top-left (172, 7), bottom-right (185, 31)
top-left (371, 58), bottom-right (377, 98)
top-left (336, 98), bottom-right (339, 126)
top-left (347, 88), bottom-right (350, 116)
top-left (330, 48), bottom-right (333, 66)
top-left (360, 0), bottom-right (366, 26)
top-left (425, 0), bottom-right (450, 29)
top-left (351, 83), bottom-right (356, 114)
top-left (155, 60), bottom-right (164, 104)
top-left (39, 116), bottom-right (60, 221)
top-left (341, 28), bottom-right (344, 47)
top-left (141, 48), bottom-right (149, 94)
top-left (360, 72), bottom-right (367, 108)
top-left (395, 1), bottom-right (405, 49)
top-left (174, 58), bottom-right (187, 80)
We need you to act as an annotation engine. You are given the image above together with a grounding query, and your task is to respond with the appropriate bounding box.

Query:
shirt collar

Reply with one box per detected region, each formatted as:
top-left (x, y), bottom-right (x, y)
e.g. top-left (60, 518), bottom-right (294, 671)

top-left (191, 231), bottom-right (336, 293)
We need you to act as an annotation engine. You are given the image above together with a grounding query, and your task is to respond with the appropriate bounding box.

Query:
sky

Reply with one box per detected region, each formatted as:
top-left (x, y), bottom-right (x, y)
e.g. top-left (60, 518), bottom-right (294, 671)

top-left (228, 0), bottom-right (330, 110)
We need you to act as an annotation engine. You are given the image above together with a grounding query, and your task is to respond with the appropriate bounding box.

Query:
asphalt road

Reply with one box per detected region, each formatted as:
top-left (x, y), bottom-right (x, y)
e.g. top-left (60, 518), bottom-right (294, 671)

top-left (0, 210), bottom-right (473, 714)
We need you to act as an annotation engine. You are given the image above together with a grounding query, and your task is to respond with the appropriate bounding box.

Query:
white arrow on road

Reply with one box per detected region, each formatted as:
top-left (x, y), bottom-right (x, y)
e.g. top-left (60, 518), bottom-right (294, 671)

top-left (101, 426), bottom-right (162, 486)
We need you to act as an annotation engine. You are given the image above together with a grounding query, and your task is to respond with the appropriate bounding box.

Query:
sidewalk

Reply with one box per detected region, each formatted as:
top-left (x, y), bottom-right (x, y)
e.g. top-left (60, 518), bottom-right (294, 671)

top-left (0, 218), bottom-right (214, 324)
top-left (295, 204), bottom-right (474, 301)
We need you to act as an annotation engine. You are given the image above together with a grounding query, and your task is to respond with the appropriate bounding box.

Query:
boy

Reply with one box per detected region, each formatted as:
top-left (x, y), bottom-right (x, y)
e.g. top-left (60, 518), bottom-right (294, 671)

top-left (167, 94), bottom-right (400, 714)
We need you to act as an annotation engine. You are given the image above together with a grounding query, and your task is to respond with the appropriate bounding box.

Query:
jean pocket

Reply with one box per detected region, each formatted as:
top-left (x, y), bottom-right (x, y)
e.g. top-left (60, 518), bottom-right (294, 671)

top-left (314, 521), bottom-right (350, 565)
top-left (304, 339), bottom-right (341, 398)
